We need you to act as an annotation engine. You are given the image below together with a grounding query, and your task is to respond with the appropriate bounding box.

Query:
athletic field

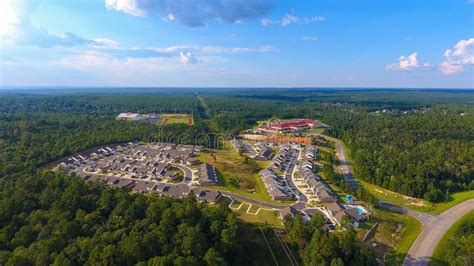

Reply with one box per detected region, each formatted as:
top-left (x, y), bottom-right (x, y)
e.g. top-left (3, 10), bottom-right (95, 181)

top-left (160, 114), bottom-right (193, 126)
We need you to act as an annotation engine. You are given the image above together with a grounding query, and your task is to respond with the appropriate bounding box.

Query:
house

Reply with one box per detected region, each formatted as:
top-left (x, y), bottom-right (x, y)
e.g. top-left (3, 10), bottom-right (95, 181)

top-left (255, 148), bottom-right (274, 161)
top-left (326, 202), bottom-right (347, 225)
top-left (154, 184), bottom-right (190, 198)
top-left (344, 208), bottom-right (364, 222)
top-left (132, 180), bottom-right (156, 193)
top-left (197, 163), bottom-right (218, 185)
top-left (193, 189), bottom-right (222, 203)
top-left (107, 177), bottom-right (136, 189)
top-left (316, 189), bottom-right (337, 203)
top-left (83, 174), bottom-right (106, 183)
top-left (301, 160), bottom-right (314, 171)
top-left (165, 171), bottom-right (180, 180)
top-left (186, 158), bottom-right (202, 165)
top-left (303, 146), bottom-right (317, 160)
top-left (279, 206), bottom-right (298, 220)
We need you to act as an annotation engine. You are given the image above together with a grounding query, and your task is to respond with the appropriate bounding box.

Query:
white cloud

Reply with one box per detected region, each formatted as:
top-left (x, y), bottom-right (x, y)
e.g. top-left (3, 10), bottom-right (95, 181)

top-left (281, 13), bottom-right (299, 26)
top-left (0, 0), bottom-right (21, 34)
top-left (93, 38), bottom-right (120, 48)
top-left (302, 36), bottom-right (318, 41)
top-left (163, 13), bottom-right (175, 22)
top-left (386, 52), bottom-right (431, 71)
top-left (2, 0), bottom-right (116, 48)
top-left (179, 51), bottom-right (199, 64)
top-left (440, 38), bottom-right (474, 74)
top-left (51, 44), bottom-right (275, 66)
top-left (105, 0), bottom-right (273, 28)
top-left (261, 12), bottom-right (325, 26)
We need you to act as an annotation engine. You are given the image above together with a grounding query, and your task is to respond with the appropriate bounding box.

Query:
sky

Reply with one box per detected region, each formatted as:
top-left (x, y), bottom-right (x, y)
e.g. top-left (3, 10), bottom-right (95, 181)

top-left (0, 0), bottom-right (473, 88)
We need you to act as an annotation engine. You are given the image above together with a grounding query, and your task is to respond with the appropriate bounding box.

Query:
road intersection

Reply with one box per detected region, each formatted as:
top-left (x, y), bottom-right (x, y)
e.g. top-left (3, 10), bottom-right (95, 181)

top-left (333, 137), bottom-right (474, 266)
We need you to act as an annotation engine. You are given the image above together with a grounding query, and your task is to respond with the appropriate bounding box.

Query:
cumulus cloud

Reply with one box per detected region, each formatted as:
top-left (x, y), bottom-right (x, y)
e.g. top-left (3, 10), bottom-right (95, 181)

top-left (440, 38), bottom-right (474, 75)
top-left (2, 0), bottom-right (116, 48)
top-left (105, 0), bottom-right (273, 27)
top-left (14, 22), bottom-right (108, 48)
top-left (179, 51), bottom-right (199, 64)
top-left (261, 12), bottom-right (324, 26)
top-left (386, 52), bottom-right (431, 71)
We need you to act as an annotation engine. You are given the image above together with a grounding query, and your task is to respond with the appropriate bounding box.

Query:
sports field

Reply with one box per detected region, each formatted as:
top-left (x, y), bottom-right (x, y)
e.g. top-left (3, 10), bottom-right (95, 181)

top-left (160, 114), bottom-right (193, 126)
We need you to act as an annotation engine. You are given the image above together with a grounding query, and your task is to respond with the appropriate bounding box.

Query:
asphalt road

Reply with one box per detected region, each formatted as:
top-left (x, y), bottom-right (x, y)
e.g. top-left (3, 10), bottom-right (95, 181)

top-left (173, 164), bottom-right (193, 184)
top-left (376, 201), bottom-right (436, 224)
top-left (403, 198), bottom-right (474, 266)
top-left (335, 141), bottom-right (358, 191)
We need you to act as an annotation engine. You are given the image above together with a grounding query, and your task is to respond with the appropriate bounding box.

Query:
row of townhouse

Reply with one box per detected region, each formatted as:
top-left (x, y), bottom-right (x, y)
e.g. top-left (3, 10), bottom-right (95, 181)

top-left (300, 168), bottom-right (338, 203)
top-left (196, 163), bottom-right (219, 186)
top-left (253, 142), bottom-right (275, 161)
top-left (259, 169), bottom-right (293, 201)
top-left (231, 138), bottom-right (256, 156)
top-left (302, 145), bottom-right (318, 160)
top-left (82, 175), bottom-right (221, 203)
top-left (269, 144), bottom-right (293, 170)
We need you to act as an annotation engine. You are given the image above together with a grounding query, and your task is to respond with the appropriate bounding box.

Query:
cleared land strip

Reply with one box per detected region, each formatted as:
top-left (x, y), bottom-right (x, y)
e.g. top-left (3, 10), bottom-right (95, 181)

top-left (403, 198), bottom-right (474, 266)
top-left (215, 190), bottom-right (288, 210)
top-left (334, 140), bottom-right (358, 191)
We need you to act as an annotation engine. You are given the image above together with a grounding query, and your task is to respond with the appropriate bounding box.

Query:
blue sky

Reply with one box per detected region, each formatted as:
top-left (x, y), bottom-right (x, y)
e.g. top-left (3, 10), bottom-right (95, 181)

top-left (0, 0), bottom-right (473, 88)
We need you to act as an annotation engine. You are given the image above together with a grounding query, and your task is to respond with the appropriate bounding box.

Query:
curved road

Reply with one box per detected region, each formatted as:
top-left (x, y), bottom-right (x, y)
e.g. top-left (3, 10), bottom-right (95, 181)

top-left (330, 137), bottom-right (474, 265)
top-left (403, 198), bottom-right (474, 266)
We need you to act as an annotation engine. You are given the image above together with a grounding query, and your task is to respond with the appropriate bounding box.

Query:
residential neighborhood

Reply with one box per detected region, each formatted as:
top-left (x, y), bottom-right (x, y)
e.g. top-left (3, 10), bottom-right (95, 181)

top-left (58, 137), bottom-right (370, 228)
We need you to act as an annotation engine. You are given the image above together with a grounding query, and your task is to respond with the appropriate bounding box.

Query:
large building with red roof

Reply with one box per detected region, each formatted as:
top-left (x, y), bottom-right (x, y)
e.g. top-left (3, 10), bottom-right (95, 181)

top-left (258, 119), bottom-right (318, 133)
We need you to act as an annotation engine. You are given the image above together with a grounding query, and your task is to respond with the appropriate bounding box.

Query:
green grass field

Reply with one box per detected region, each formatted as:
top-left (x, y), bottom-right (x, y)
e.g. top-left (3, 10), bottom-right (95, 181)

top-left (196, 148), bottom-right (294, 206)
top-left (160, 113), bottom-right (193, 125)
top-left (233, 203), bottom-right (284, 228)
top-left (430, 210), bottom-right (474, 266)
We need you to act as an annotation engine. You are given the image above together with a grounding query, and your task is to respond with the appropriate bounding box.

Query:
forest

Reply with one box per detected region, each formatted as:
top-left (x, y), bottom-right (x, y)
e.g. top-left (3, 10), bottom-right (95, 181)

top-left (0, 172), bottom-right (242, 265)
top-left (0, 88), bottom-right (473, 264)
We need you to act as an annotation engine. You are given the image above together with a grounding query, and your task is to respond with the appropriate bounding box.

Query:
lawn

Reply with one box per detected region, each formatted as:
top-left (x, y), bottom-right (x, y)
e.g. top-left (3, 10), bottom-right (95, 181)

top-left (430, 210), bottom-right (474, 266)
top-left (359, 207), bottom-right (422, 265)
top-left (359, 179), bottom-right (473, 214)
top-left (233, 203), bottom-right (284, 228)
top-left (167, 167), bottom-right (184, 183)
top-left (196, 148), bottom-right (294, 206)
top-left (359, 179), bottom-right (431, 212)
top-left (429, 190), bottom-right (474, 214)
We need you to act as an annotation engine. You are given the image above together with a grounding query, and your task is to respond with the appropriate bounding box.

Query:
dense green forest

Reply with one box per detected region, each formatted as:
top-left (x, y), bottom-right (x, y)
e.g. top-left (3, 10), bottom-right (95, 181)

top-left (284, 215), bottom-right (376, 265)
top-left (0, 172), bottom-right (243, 265)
